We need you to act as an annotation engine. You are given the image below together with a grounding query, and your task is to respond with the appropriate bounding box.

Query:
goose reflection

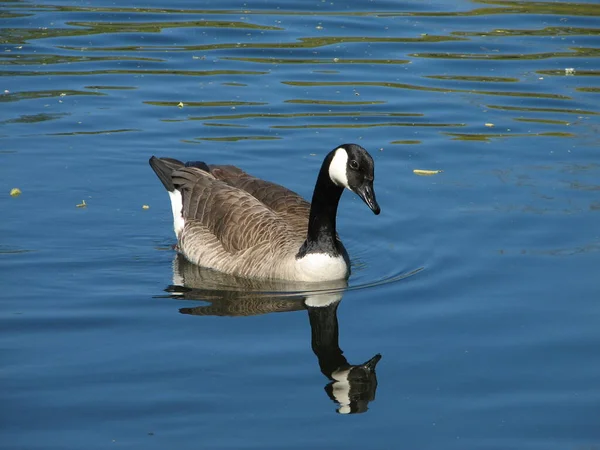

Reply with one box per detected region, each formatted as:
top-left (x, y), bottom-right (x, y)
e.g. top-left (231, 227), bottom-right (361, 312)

top-left (166, 254), bottom-right (382, 414)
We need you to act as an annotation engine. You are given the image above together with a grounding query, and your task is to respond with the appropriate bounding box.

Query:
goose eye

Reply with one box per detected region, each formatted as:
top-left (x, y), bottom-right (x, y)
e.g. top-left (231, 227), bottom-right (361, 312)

top-left (349, 160), bottom-right (359, 170)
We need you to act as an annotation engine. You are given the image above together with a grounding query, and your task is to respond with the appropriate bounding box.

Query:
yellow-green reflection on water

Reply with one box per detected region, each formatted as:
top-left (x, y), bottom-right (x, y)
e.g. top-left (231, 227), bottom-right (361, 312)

top-left (486, 105), bottom-right (598, 116)
top-left (11, 2), bottom-right (599, 17)
top-left (285, 99), bottom-right (386, 106)
top-left (146, 101), bottom-right (268, 108)
top-left (0, 54), bottom-right (164, 65)
top-left (2, 113), bottom-right (68, 125)
top-left (391, 140), bottom-right (421, 144)
top-left (282, 81), bottom-right (571, 100)
top-left (537, 70), bottom-right (600, 76)
top-left (173, 111), bottom-right (424, 122)
top-left (0, 89), bottom-right (104, 102)
top-left (514, 118), bottom-right (571, 125)
top-left (202, 123), bottom-right (248, 128)
top-left (452, 26), bottom-right (600, 37)
top-left (410, 47), bottom-right (600, 60)
top-left (222, 57), bottom-right (410, 65)
top-left (1, 69), bottom-right (268, 77)
top-left (194, 136), bottom-right (280, 142)
top-left (474, 0), bottom-right (600, 16)
top-left (57, 34), bottom-right (466, 53)
top-left (426, 75), bottom-right (519, 83)
top-left (272, 122), bottom-right (464, 129)
top-left (446, 131), bottom-right (575, 141)
top-left (84, 86), bottom-right (137, 91)
top-left (0, 19), bottom-right (282, 44)
top-left (47, 129), bottom-right (140, 136)
top-left (68, 19), bottom-right (282, 32)
top-left (576, 87), bottom-right (600, 93)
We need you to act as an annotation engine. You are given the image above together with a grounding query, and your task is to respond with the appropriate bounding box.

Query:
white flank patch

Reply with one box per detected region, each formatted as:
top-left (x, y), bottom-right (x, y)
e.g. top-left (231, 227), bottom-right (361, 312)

top-left (295, 252), bottom-right (348, 282)
top-left (168, 190), bottom-right (185, 238)
top-left (328, 147), bottom-right (349, 188)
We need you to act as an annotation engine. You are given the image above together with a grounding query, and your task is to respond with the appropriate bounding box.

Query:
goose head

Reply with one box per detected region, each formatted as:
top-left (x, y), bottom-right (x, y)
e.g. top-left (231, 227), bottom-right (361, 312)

top-left (328, 144), bottom-right (380, 215)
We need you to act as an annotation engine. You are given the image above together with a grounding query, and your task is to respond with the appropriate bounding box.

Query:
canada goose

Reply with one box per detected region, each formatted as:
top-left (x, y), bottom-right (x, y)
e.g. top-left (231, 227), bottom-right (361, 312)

top-left (149, 143), bottom-right (380, 282)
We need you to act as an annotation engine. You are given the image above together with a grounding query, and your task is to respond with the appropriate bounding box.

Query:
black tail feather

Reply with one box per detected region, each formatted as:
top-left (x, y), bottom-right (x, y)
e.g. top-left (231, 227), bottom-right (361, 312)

top-left (149, 156), bottom-right (185, 191)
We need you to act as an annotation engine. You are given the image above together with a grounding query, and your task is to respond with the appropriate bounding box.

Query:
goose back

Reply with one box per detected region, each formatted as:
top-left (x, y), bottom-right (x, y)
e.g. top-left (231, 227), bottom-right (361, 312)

top-left (208, 164), bottom-right (311, 230)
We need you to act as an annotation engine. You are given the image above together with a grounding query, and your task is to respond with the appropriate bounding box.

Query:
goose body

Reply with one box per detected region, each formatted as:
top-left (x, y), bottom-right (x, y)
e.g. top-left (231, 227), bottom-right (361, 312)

top-left (149, 144), bottom-right (380, 282)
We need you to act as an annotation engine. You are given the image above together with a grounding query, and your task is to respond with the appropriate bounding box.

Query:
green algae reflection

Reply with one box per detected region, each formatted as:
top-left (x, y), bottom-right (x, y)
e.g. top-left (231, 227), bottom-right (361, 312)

top-left (282, 81), bottom-right (571, 100)
top-left (446, 131), bottom-right (575, 141)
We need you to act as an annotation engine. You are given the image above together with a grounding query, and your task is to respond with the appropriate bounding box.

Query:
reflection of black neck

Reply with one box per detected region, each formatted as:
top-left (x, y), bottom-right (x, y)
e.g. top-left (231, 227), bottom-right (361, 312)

top-left (298, 152), bottom-right (344, 258)
top-left (307, 300), bottom-right (382, 414)
top-left (307, 301), bottom-right (348, 379)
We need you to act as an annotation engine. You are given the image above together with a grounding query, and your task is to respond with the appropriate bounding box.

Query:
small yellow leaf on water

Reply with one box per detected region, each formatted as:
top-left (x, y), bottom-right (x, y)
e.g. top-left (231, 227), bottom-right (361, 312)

top-left (485, 123), bottom-right (494, 127)
top-left (177, 102), bottom-right (184, 108)
top-left (76, 200), bottom-right (87, 208)
top-left (142, 204), bottom-right (150, 210)
top-left (413, 169), bottom-right (443, 176)
top-left (10, 188), bottom-right (21, 197)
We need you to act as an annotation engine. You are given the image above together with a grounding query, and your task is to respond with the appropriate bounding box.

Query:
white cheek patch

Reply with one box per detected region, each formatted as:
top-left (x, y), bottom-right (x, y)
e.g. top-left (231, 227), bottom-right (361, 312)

top-left (168, 190), bottom-right (185, 238)
top-left (328, 148), bottom-right (349, 188)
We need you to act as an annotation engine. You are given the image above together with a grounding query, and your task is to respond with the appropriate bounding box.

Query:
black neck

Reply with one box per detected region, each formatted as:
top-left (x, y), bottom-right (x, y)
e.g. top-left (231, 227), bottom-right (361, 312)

top-left (297, 153), bottom-right (344, 257)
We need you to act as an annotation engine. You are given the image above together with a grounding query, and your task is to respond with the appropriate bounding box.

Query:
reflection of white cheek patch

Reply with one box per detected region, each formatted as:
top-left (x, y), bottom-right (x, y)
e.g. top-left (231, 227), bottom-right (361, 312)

top-left (331, 368), bottom-right (351, 414)
top-left (328, 148), bottom-right (349, 188)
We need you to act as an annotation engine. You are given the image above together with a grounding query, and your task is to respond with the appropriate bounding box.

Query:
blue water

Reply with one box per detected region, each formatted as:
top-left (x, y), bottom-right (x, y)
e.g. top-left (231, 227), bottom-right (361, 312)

top-left (2, 0), bottom-right (600, 448)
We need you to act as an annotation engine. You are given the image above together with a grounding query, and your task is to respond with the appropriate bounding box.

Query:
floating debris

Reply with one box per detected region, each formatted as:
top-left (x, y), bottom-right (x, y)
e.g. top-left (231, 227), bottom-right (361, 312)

top-left (76, 200), bottom-right (87, 208)
top-left (10, 188), bottom-right (21, 197)
top-left (413, 169), bottom-right (443, 176)
top-left (178, 101), bottom-right (184, 108)
top-left (142, 204), bottom-right (150, 210)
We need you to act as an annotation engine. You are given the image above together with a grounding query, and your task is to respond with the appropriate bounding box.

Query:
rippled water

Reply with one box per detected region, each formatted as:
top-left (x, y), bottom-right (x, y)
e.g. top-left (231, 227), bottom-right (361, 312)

top-left (2, 1), bottom-right (600, 449)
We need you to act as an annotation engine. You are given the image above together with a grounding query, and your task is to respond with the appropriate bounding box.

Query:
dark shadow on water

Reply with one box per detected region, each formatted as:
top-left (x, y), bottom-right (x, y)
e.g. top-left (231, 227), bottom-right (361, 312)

top-left (161, 254), bottom-right (384, 414)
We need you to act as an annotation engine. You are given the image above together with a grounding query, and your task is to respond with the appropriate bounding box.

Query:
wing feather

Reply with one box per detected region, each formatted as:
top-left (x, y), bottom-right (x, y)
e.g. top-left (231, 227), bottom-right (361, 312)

top-left (208, 165), bottom-right (311, 230)
top-left (172, 167), bottom-right (294, 254)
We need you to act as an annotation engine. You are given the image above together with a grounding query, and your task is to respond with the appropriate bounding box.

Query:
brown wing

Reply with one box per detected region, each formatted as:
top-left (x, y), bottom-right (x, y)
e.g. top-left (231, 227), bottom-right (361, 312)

top-left (208, 165), bottom-right (311, 226)
top-left (171, 167), bottom-right (294, 254)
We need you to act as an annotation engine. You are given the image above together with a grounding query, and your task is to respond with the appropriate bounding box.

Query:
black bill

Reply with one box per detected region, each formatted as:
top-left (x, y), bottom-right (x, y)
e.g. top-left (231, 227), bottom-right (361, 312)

top-left (355, 182), bottom-right (380, 215)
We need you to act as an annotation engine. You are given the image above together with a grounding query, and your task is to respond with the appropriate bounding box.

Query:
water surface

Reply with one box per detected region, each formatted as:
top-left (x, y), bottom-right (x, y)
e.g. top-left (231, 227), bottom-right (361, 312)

top-left (1, 1), bottom-right (600, 449)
